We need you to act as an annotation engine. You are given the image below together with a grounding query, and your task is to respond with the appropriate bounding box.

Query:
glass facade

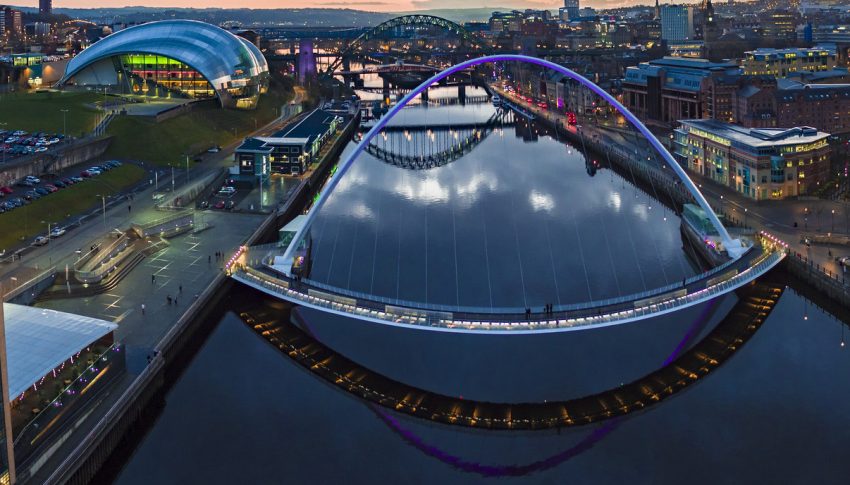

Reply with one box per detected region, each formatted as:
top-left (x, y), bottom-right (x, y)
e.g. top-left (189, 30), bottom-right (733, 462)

top-left (59, 20), bottom-right (269, 110)
top-left (119, 53), bottom-right (215, 99)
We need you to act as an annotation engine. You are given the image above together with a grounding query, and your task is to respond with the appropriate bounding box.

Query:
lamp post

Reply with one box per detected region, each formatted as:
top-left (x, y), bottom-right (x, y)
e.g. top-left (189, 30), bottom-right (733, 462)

top-left (60, 109), bottom-right (68, 138)
top-left (95, 194), bottom-right (106, 226)
top-left (832, 208), bottom-right (836, 233)
top-left (744, 207), bottom-right (748, 228)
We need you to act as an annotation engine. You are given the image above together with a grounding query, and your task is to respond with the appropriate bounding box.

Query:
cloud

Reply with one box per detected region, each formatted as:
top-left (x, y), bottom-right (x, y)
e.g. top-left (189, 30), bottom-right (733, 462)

top-left (317, 1), bottom-right (393, 5)
top-left (409, 0), bottom-right (553, 9)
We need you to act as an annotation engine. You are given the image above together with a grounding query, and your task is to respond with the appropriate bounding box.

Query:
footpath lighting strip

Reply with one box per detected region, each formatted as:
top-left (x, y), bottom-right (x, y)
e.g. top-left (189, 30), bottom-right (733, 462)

top-left (231, 249), bottom-right (785, 333)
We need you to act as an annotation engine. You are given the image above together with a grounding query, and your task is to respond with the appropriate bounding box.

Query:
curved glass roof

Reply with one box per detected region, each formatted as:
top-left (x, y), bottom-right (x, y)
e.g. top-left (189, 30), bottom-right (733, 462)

top-left (60, 20), bottom-right (267, 88)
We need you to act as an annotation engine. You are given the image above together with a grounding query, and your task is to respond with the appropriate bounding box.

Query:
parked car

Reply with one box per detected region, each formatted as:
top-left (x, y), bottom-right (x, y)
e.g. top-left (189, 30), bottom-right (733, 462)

top-left (25, 175), bottom-right (40, 183)
top-left (34, 187), bottom-right (49, 196)
top-left (214, 200), bottom-right (226, 209)
top-left (44, 184), bottom-right (58, 193)
top-left (61, 177), bottom-right (74, 185)
top-left (10, 197), bottom-right (24, 207)
top-left (16, 180), bottom-right (34, 187)
top-left (0, 186), bottom-right (13, 194)
top-left (53, 180), bottom-right (66, 188)
top-left (80, 171), bottom-right (93, 178)
top-left (70, 176), bottom-right (83, 183)
top-left (33, 236), bottom-right (48, 246)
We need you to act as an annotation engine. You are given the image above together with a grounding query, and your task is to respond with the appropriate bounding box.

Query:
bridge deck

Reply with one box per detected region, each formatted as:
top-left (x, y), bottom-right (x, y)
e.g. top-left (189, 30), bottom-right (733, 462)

top-left (229, 245), bottom-right (785, 334)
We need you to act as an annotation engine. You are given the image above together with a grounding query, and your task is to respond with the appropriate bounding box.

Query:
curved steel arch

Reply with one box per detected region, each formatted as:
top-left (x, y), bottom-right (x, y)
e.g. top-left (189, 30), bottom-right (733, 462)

top-left (326, 14), bottom-right (481, 75)
top-left (285, 54), bottom-right (738, 271)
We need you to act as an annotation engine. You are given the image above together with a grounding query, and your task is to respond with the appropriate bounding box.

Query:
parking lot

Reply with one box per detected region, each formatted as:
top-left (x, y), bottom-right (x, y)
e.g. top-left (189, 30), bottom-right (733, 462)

top-left (0, 160), bottom-right (132, 250)
top-left (0, 129), bottom-right (67, 160)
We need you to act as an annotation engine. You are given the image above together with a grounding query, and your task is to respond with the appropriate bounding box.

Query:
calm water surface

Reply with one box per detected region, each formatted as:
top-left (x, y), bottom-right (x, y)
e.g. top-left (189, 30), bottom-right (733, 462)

top-left (113, 93), bottom-right (850, 484)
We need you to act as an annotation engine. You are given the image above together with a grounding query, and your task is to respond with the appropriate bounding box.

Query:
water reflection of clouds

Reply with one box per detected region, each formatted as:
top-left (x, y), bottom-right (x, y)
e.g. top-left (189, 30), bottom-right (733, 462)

top-left (529, 190), bottom-right (555, 213)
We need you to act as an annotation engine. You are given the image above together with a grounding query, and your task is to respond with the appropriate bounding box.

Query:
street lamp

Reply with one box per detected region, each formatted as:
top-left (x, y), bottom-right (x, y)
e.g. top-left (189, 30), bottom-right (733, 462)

top-left (744, 207), bottom-right (748, 228)
top-left (95, 194), bottom-right (106, 226)
top-left (832, 209), bottom-right (836, 233)
top-left (60, 108), bottom-right (69, 138)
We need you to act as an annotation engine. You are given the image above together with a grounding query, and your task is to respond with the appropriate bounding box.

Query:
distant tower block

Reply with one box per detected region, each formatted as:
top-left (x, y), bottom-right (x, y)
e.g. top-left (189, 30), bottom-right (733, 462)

top-left (297, 39), bottom-right (317, 83)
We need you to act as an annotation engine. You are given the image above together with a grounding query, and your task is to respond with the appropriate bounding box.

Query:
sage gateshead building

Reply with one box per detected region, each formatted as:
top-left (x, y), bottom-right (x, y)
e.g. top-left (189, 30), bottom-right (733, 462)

top-left (57, 20), bottom-right (269, 109)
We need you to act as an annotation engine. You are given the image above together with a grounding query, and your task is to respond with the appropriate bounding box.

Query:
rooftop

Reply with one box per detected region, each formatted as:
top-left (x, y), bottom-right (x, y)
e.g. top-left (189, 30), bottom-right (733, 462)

top-left (678, 119), bottom-right (830, 148)
top-left (271, 108), bottom-right (340, 139)
top-left (4, 303), bottom-right (117, 400)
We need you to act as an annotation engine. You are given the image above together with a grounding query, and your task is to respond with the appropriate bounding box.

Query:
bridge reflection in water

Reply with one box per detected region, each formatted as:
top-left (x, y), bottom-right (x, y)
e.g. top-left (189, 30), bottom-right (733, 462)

top-left (237, 274), bottom-right (784, 430)
top-left (362, 110), bottom-right (512, 170)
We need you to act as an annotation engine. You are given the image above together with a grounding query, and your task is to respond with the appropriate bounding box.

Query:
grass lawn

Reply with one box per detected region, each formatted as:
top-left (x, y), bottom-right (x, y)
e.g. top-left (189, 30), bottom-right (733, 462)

top-left (0, 164), bottom-right (145, 251)
top-left (103, 88), bottom-right (295, 166)
top-left (0, 90), bottom-right (102, 135)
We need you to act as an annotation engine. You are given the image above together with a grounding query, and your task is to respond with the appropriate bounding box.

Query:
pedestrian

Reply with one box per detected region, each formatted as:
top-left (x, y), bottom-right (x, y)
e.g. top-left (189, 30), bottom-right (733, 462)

top-left (151, 274), bottom-right (155, 283)
top-left (167, 295), bottom-right (172, 305)
top-left (179, 283), bottom-right (183, 293)
top-left (141, 303), bottom-right (146, 315)
top-left (208, 254), bottom-right (211, 264)
top-left (174, 297), bottom-right (178, 306)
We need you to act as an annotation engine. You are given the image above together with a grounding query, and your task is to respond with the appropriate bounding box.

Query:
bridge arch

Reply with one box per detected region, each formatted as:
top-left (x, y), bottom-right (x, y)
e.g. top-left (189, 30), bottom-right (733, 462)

top-left (326, 14), bottom-right (481, 75)
top-left (285, 54), bottom-right (739, 269)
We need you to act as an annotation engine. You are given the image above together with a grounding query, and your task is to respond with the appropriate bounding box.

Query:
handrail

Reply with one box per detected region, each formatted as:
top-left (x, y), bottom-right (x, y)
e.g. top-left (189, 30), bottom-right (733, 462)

top-left (232, 248), bottom-right (784, 332)
top-left (253, 245), bottom-right (756, 316)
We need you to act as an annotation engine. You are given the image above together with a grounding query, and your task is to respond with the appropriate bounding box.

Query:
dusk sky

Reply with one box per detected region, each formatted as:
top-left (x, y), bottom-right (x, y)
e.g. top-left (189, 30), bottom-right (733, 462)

top-left (26, 0), bottom-right (660, 12)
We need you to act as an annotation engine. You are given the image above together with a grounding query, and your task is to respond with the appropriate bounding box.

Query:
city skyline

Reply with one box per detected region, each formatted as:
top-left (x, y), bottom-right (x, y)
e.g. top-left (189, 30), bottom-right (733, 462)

top-left (18, 0), bottom-right (712, 13)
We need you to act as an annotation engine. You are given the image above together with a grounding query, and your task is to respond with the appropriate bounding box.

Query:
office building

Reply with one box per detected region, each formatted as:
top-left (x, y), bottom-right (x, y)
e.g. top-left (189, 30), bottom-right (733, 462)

top-left (660, 5), bottom-right (694, 42)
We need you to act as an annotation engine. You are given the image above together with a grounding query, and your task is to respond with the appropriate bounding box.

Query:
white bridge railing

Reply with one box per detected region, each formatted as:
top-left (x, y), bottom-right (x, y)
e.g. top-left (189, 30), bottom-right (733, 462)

top-left (231, 248), bottom-right (785, 334)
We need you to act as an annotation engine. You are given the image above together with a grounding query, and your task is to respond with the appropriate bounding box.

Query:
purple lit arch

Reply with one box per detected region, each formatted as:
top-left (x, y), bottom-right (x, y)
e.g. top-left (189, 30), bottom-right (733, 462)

top-left (282, 55), bottom-right (738, 269)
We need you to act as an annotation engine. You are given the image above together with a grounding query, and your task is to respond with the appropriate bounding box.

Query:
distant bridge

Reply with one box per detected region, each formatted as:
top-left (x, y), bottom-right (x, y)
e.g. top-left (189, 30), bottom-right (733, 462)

top-left (324, 15), bottom-right (484, 75)
top-left (334, 62), bottom-right (441, 76)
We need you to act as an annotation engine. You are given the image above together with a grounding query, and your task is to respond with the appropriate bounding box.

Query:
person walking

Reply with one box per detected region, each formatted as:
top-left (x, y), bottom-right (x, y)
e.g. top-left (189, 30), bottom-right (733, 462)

top-left (152, 274), bottom-right (155, 284)
top-left (167, 295), bottom-right (172, 305)
top-left (141, 303), bottom-right (146, 315)
top-left (179, 283), bottom-right (183, 294)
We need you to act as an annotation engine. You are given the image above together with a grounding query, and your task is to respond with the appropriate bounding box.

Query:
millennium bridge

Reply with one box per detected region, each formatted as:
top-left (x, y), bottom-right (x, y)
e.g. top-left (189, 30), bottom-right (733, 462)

top-left (228, 55), bottom-right (787, 334)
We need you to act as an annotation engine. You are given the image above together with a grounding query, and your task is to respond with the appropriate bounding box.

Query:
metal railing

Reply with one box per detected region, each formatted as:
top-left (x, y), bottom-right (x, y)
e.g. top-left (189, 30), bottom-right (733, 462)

top-left (231, 248), bottom-right (784, 332)
top-left (251, 244), bottom-right (755, 316)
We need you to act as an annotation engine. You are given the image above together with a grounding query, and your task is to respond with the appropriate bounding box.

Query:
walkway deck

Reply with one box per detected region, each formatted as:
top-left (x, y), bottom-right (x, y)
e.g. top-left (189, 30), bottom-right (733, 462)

top-left (229, 243), bottom-right (786, 334)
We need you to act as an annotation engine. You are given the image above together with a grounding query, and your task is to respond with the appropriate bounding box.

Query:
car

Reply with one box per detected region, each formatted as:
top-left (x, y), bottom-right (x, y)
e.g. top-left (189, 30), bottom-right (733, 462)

top-left (44, 184), bottom-right (58, 193)
top-left (34, 187), bottom-right (49, 196)
top-left (53, 180), bottom-right (66, 188)
top-left (80, 171), bottom-right (92, 178)
top-left (50, 227), bottom-right (66, 238)
top-left (0, 202), bottom-right (13, 211)
top-left (214, 200), bottom-right (226, 209)
top-left (0, 186), bottom-right (13, 194)
top-left (17, 180), bottom-right (33, 187)
top-left (219, 186), bottom-right (236, 195)
top-left (225, 200), bottom-right (235, 210)
top-left (33, 236), bottom-right (48, 246)
top-left (25, 175), bottom-right (40, 183)
top-left (61, 177), bottom-right (74, 185)
top-left (23, 191), bottom-right (34, 200)
top-left (70, 176), bottom-right (83, 183)
top-left (207, 146), bottom-right (221, 153)
top-left (10, 198), bottom-right (23, 207)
